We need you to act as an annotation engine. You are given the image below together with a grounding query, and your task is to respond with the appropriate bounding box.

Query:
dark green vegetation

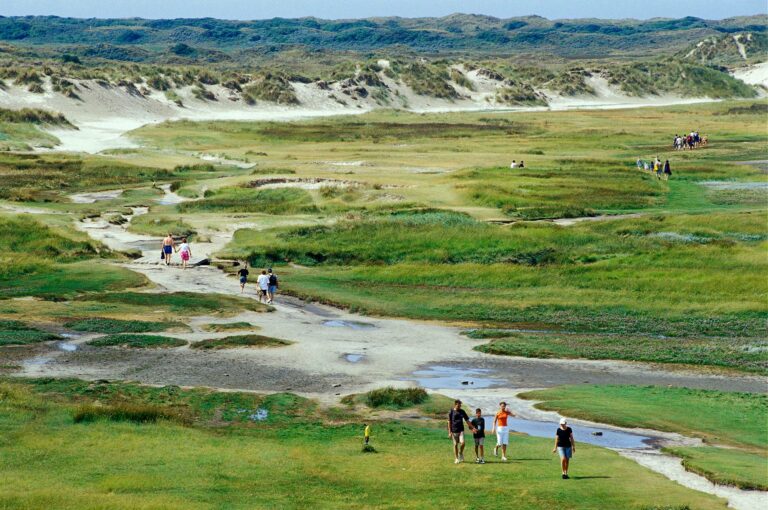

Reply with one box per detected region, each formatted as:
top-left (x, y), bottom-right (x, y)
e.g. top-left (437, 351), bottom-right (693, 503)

top-left (0, 320), bottom-right (59, 346)
top-left (521, 385), bottom-right (768, 489)
top-left (0, 107), bottom-right (72, 126)
top-left (0, 14), bottom-right (764, 60)
top-left (0, 378), bottom-right (730, 508)
top-left (74, 402), bottom-right (191, 425)
top-left (364, 387), bottom-right (429, 409)
top-left (191, 334), bottom-right (291, 349)
top-left (64, 318), bottom-right (188, 334)
top-left (472, 331), bottom-right (767, 374)
top-left (87, 334), bottom-right (187, 348)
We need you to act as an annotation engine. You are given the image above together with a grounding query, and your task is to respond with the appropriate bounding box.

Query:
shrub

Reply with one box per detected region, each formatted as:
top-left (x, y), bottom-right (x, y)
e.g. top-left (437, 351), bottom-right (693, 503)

top-left (87, 334), bottom-right (187, 348)
top-left (365, 387), bottom-right (428, 409)
top-left (191, 334), bottom-right (291, 349)
top-left (74, 403), bottom-right (191, 425)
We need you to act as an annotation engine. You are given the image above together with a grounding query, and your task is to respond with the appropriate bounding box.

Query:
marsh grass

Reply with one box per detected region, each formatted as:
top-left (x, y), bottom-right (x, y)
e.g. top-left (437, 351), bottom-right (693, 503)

top-left (364, 387), bottom-right (428, 409)
top-left (88, 334), bottom-right (187, 348)
top-left (64, 318), bottom-right (189, 334)
top-left (0, 320), bottom-right (60, 346)
top-left (78, 291), bottom-right (272, 314)
top-left (74, 403), bottom-right (192, 425)
top-left (191, 334), bottom-right (291, 349)
top-left (201, 322), bottom-right (257, 332)
top-left (178, 187), bottom-right (316, 214)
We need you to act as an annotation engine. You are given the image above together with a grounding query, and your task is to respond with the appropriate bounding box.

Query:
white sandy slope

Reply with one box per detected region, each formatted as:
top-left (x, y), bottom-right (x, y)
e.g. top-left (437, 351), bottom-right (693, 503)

top-left (0, 68), bottom-right (754, 154)
top-left (732, 61), bottom-right (768, 90)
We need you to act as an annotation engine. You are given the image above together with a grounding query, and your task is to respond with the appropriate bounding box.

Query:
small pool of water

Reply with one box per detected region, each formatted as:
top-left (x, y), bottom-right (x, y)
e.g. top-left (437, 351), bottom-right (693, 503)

top-left (492, 417), bottom-right (652, 449)
top-left (58, 342), bottom-right (78, 352)
top-left (322, 320), bottom-right (376, 330)
top-left (344, 353), bottom-right (365, 363)
top-left (412, 365), bottom-right (506, 389)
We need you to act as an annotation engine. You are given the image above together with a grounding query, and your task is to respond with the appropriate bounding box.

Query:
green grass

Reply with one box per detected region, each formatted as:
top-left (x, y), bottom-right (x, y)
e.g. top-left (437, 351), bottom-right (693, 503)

top-left (663, 446), bottom-right (768, 490)
top-left (0, 379), bottom-right (729, 509)
top-left (74, 402), bottom-right (192, 425)
top-left (519, 385), bottom-right (767, 450)
top-left (0, 320), bottom-right (60, 346)
top-left (472, 332), bottom-right (768, 374)
top-left (77, 291), bottom-right (272, 314)
top-left (64, 318), bottom-right (189, 334)
top-left (87, 334), bottom-right (187, 348)
top-left (178, 187), bottom-right (317, 214)
top-left (191, 334), bottom-right (291, 349)
top-left (127, 214), bottom-right (197, 237)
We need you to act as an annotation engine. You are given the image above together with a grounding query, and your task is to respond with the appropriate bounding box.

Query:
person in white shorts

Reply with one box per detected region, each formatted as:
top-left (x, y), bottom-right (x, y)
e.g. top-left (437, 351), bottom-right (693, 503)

top-left (491, 401), bottom-right (515, 461)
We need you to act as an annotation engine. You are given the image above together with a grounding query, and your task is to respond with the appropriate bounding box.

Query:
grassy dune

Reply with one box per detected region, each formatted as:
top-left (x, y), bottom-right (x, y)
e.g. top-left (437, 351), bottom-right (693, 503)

top-left (0, 379), bottom-right (729, 510)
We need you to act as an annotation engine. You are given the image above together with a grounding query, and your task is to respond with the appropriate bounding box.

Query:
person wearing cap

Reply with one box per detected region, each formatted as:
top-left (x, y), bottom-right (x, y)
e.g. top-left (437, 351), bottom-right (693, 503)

top-left (553, 418), bottom-right (575, 479)
top-left (491, 401), bottom-right (515, 461)
top-left (448, 399), bottom-right (477, 464)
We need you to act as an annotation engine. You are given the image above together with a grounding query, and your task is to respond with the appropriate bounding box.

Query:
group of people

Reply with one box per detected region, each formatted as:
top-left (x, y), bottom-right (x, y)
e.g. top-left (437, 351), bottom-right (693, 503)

top-left (509, 160), bottom-right (526, 169)
top-left (237, 263), bottom-right (279, 304)
top-left (161, 234), bottom-right (193, 269)
top-left (636, 156), bottom-right (672, 180)
top-left (448, 400), bottom-right (575, 478)
top-left (673, 131), bottom-right (706, 150)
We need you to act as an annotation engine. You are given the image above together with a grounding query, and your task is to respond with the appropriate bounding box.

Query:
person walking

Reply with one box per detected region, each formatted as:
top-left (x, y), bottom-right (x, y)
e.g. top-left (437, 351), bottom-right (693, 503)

top-left (161, 233), bottom-right (175, 266)
top-left (448, 400), bottom-right (477, 464)
top-left (178, 237), bottom-right (192, 270)
top-left (553, 418), bottom-right (575, 479)
top-left (470, 408), bottom-right (486, 464)
top-left (491, 401), bottom-right (515, 461)
top-left (267, 268), bottom-right (279, 304)
top-left (237, 263), bottom-right (250, 293)
top-left (257, 270), bottom-right (270, 304)
top-left (663, 160), bottom-right (672, 181)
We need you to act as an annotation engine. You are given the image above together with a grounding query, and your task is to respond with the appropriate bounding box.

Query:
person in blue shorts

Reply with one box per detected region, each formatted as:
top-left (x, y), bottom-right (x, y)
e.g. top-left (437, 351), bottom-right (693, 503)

top-left (553, 418), bottom-right (575, 479)
top-left (237, 263), bottom-right (249, 294)
top-left (267, 268), bottom-right (279, 304)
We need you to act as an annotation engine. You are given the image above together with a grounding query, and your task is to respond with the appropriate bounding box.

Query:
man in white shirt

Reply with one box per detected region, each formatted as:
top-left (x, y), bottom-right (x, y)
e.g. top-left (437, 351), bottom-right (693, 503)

top-left (256, 270), bottom-right (270, 304)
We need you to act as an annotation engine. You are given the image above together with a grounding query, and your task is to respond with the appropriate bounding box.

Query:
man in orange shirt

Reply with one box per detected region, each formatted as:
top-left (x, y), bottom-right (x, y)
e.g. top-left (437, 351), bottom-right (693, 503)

top-left (491, 401), bottom-right (515, 461)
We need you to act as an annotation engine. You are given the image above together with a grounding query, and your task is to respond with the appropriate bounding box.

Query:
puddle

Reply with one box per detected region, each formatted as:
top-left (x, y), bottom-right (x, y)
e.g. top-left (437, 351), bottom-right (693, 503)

top-left (488, 417), bottom-right (652, 449)
top-left (70, 189), bottom-right (124, 204)
top-left (322, 320), bottom-right (376, 330)
top-left (700, 181), bottom-right (768, 191)
top-left (344, 353), bottom-right (365, 363)
top-left (238, 408), bottom-right (269, 422)
top-left (411, 365), bottom-right (505, 390)
top-left (58, 342), bottom-right (78, 352)
top-left (156, 184), bottom-right (188, 205)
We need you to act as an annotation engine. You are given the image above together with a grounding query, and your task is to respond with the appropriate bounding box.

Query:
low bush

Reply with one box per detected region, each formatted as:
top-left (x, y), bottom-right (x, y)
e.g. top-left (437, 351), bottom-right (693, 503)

top-left (87, 334), bottom-right (187, 348)
top-left (191, 334), bottom-right (291, 349)
top-left (74, 403), bottom-right (191, 425)
top-left (365, 387), bottom-right (428, 409)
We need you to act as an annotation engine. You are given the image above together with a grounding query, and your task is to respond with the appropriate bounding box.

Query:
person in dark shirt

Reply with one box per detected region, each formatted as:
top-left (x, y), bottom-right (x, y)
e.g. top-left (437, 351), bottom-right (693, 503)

top-left (552, 418), bottom-right (575, 479)
top-left (470, 408), bottom-right (486, 464)
top-left (447, 400), bottom-right (476, 464)
top-left (237, 264), bottom-right (249, 294)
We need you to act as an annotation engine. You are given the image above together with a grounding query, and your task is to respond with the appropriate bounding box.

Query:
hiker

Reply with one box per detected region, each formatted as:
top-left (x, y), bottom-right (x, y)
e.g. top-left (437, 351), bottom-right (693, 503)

top-left (267, 268), bottom-right (279, 304)
top-left (471, 408), bottom-right (486, 464)
top-left (237, 263), bottom-right (249, 293)
top-left (364, 423), bottom-right (370, 445)
top-left (636, 157), bottom-right (643, 169)
top-left (510, 160), bottom-right (517, 169)
top-left (518, 160), bottom-right (525, 169)
top-left (178, 237), bottom-right (192, 270)
top-left (257, 270), bottom-right (270, 304)
top-left (161, 233), bottom-right (175, 266)
top-left (663, 160), bottom-right (672, 180)
top-left (553, 418), bottom-right (575, 479)
top-left (448, 399), bottom-right (477, 464)
top-left (643, 161), bottom-right (649, 172)
top-left (491, 401), bottom-right (515, 461)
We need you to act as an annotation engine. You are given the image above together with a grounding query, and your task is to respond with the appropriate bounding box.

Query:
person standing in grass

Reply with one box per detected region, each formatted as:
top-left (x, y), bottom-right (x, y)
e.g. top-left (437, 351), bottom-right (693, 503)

top-left (161, 233), bottom-right (175, 266)
top-left (178, 237), bottom-right (192, 270)
top-left (470, 408), bottom-right (486, 464)
top-left (364, 423), bottom-right (370, 445)
top-left (257, 270), bottom-right (270, 304)
top-left (492, 401), bottom-right (515, 461)
top-left (237, 263), bottom-right (249, 293)
top-left (448, 400), bottom-right (477, 464)
top-left (267, 268), bottom-right (279, 304)
top-left (553, 418), bottom-right (575, 479)
top-left (663, 160), bottom-right (672, 181)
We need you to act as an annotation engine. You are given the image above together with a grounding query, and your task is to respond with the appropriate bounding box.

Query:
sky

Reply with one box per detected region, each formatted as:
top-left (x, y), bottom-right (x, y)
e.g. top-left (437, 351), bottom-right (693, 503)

top-left (1, 0), bottom-right (766, 20)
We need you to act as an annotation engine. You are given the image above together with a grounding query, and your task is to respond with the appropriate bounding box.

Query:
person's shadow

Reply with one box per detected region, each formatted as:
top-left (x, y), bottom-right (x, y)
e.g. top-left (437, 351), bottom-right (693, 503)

top-left (571, 476), bottom-right (611, 480)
